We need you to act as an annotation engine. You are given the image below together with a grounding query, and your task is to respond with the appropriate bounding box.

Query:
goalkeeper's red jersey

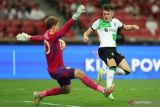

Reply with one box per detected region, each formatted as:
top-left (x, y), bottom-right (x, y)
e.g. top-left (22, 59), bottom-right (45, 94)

top-left (30, 19), bottom-right (75, 74)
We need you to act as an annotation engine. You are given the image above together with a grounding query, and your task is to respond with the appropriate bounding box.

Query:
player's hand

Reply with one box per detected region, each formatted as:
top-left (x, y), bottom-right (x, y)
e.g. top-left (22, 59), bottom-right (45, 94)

top-left (83, 34), bottom-right (89, 43)
top-left (16, 32), bottom-right (30, 41)
top-left (77, 5), bottom-right (85, 14)
top-left (132, 25), bottom-right (139, 30)
top-left (72, 5), bottom-right (85, 20)
top-left (59, 39), bottom-right (66, 50)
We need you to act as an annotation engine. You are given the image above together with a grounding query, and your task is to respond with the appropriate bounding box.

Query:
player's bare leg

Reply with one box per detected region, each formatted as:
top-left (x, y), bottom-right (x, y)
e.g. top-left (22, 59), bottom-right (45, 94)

top-left (96, 59), bottom-right (130, 84)
top-left (108, 59), bottom-right (130, 100)
top-left (105, 59), bottom-right (130, 100)
top-left (118, 59), bottom-right (131, 75)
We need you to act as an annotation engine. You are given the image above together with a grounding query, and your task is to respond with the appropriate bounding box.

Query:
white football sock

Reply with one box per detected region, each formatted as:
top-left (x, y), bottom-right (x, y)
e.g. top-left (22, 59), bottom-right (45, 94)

top-left (106, 69), bottom-right (115, 98)
top-left (102, 68), bottom-right (108, 75)
top-left (115, 67), bottom-right (125, 75)
top-left (103, 67), bottom-right (125, 75)
top-left (106, 69), bottom-right (115, 88)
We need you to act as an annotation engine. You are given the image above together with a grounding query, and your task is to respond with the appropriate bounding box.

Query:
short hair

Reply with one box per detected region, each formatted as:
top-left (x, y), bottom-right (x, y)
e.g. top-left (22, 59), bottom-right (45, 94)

top-left (102, 4), bottom-right (113, 11)
top-left (45, 16), bottom-right (60, 29)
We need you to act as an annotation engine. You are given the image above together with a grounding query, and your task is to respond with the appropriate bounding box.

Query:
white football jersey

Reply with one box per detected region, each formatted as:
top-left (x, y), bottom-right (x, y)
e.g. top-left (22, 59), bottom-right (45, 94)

top-left (91, 18), bottom-right (123, 47)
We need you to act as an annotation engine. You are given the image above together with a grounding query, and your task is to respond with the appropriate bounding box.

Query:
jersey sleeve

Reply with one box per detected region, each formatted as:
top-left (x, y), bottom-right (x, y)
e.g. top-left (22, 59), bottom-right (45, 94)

top-left (91, 19), bottom-right (99, 31)
top-left (30, 35), bottom-right (44, 42)
top-left (50, 19), bottom-right (75, 41)
top-left (115, 18), bottom-right (123, 28)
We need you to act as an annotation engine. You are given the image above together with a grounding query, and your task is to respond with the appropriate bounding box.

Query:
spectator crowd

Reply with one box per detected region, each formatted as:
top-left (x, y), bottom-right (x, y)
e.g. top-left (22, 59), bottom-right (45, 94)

top-left (0, 0), bottom-right (160, 43)
top-left (0, 0), bottom-right (46, 38)
top-left (46, 0), bottom-right (160, 43)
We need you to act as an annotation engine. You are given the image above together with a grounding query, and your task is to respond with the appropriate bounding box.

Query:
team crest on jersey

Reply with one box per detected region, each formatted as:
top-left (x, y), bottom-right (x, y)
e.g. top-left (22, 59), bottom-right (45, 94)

top-left (114, 23), bottom-right (116, 27)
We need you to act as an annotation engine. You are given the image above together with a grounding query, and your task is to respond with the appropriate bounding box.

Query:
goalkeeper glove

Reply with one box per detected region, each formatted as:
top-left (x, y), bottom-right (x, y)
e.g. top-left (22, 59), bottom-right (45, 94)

top-left (72, 5), bottom-right (85, 20)
top-left (16, 32), bottom-right (30, 41)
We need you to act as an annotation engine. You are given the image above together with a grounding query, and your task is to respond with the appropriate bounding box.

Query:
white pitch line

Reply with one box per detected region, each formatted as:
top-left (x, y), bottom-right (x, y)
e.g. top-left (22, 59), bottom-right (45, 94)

top-left (13, 50), bottom-right (16, 76)
top-left (0, 100), bottom-right (80, 107)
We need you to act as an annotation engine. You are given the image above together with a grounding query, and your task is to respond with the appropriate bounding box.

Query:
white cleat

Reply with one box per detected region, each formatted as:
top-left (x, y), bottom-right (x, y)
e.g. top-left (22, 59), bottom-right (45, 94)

top-left (33, 91), bottom-right (42, 106)
top-left (108, 93), bottom-right (115, 100)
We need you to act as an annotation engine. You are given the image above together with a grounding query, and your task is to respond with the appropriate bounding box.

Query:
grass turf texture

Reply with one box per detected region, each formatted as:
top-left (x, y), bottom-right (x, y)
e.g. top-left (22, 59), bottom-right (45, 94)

top-left (0, 80), bottom-right (160, 107)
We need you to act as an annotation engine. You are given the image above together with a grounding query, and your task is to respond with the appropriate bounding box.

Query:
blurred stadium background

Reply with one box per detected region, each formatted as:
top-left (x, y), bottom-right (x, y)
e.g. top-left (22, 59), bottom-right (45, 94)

top-left (0, 0), bottom-right (160, 107)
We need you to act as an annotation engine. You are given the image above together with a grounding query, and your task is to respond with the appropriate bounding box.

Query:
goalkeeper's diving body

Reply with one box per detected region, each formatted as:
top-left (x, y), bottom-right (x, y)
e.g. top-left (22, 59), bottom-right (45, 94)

top-left (16, 5), bottom-right (114, 106)
top-left (83, 4), bottom-right (139, 100)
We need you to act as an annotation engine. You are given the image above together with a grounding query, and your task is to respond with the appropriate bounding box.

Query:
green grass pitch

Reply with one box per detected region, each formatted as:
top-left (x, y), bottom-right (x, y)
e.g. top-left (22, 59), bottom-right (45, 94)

top-left (0, 80), bottom-right (160, 107)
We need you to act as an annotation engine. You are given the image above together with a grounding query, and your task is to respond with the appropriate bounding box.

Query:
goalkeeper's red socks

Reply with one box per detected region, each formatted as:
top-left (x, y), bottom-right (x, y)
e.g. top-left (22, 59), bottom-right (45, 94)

top-left (38, 76), bottom-right (105, 97)
top-left (39, 87), bottom-right (63, 97)
top-left (80, 76), bottom-right (105, 93)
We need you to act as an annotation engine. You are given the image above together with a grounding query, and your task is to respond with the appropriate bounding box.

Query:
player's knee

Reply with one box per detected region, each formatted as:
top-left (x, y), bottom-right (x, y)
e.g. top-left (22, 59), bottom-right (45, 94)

top-left (126, 66), bottom-right (131, 72)
top-left (125, 66), bottom-right (131, 75)
top-left (75, 69), bottom-right (85, 79)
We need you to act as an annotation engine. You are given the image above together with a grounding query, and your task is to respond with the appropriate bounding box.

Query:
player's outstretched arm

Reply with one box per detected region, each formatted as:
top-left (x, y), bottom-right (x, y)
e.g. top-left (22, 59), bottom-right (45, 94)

top-left (58, 5), bottom-right (85, 38)
top-left (30, 35), bottom-right (44, 42)
top-left (122, 24), bottom-right (139, 31)
top-left (16, 33), bottom-right (44, 42)
top-left (16, 32), bottom-right (31, 41)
